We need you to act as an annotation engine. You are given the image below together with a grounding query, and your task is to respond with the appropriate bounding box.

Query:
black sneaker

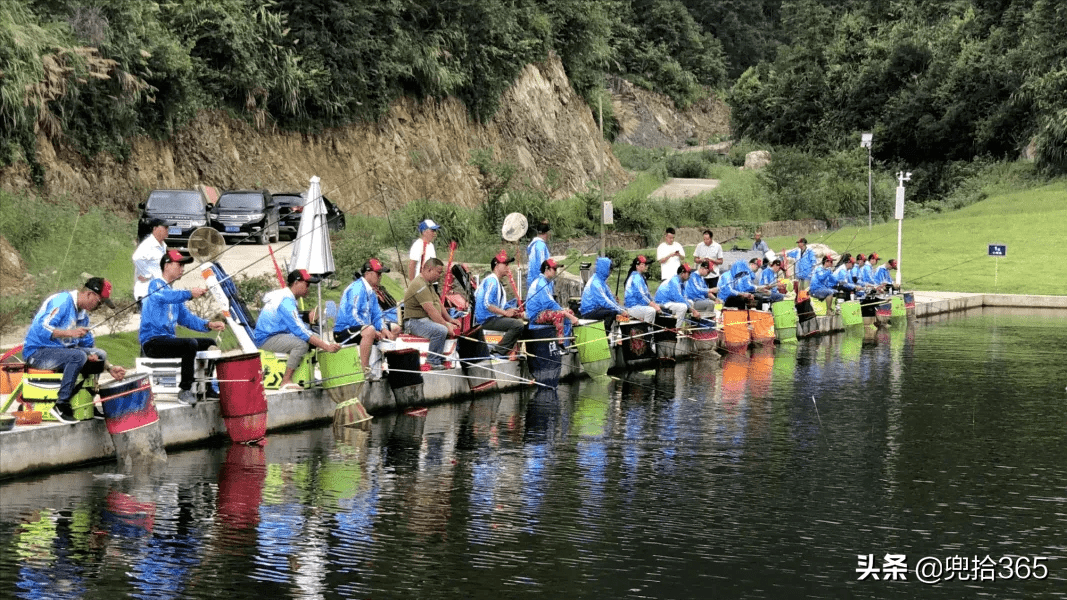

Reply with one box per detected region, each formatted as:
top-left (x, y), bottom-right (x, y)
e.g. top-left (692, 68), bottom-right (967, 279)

top-left (50, 404), bottom-right (79, 424)
top-left (177, 389), bottom-right (198, 406)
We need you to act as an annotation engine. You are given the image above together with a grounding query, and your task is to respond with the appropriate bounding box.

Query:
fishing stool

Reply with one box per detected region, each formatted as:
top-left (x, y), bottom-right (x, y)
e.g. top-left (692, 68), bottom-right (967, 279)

top-left (259, 350), bottom-right (314, 389)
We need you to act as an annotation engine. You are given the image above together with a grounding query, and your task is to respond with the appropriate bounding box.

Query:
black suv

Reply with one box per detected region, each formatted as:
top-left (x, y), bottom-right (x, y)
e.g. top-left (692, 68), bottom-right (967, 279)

top-left (273, 192), bottom-right (347, 240)
top-left (137, 189), bottom-right (211, 243)
top-left (210, 190), bottom-right (280, 244)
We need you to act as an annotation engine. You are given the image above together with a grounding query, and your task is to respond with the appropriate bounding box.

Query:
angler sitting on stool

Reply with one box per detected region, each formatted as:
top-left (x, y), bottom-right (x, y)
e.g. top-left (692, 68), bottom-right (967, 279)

top-left (474, 251), bottom-right (524, 359)
top-left (255, 270), bottom-right (340, 391)
top-left (334, 258), bottom-right (400, 380)
top-left (579, 256), bottom-right (627, 332)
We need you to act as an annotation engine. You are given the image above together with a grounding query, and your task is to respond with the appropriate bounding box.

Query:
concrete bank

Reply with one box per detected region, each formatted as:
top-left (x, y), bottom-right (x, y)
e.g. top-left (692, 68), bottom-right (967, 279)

top-left (2, 293), bottom-right (1064, 480)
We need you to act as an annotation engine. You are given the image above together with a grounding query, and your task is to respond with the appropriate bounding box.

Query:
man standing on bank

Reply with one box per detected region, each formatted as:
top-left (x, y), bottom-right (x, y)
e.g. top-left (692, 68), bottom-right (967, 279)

top-left (408, 219), bottom-right (441, 282)
top-left (23, 277), bottom-right (126, 423)
top-left (255, 269), bottom-right (341, 390)
top-left (334, 258), bottom-right (400, 380)
top-left (656, 227), bottom-right (686, 282)
top-left (474, 251), bottom-right (525, 359)
top-left (785, 237), bottom-right (818, 290)
top-left (693, 229), bottom-right (724, 289)
top-left (132, 218), bottom-right (168, 305)
top-left (403, 258), bottom-right (462, 370)
top-left (140, 249), bottom-right (226, 406)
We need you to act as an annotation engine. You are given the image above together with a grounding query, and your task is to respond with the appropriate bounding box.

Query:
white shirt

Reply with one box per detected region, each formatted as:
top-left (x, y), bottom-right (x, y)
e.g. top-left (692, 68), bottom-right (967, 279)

top-left (657, 241), bottom-right (685, 281)
top-left (132, 235), bottom-right (167, 300)
top-left (408, 239), bottom-right (436, 268)
top-left (694, 241), bottom-right (724, 276)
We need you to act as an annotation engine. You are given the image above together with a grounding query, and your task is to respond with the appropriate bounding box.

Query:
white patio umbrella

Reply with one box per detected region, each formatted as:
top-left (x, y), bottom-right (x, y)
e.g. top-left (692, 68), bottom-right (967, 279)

top-left (289, 176), bottom-right (335, 337)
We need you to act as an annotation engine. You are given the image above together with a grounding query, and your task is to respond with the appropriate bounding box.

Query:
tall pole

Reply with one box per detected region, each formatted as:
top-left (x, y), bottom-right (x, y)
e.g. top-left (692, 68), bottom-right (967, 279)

top-left (599, 94), bottom-right (606, 256)
top-left (894, 171), bottom-right (910, 287)
top-left (867, 148), bottom-right (873, 230)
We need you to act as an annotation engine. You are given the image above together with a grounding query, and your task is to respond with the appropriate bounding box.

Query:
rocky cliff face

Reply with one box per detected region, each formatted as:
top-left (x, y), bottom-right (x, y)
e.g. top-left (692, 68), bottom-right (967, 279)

top-left (1, 54), bottom-right (631, 217)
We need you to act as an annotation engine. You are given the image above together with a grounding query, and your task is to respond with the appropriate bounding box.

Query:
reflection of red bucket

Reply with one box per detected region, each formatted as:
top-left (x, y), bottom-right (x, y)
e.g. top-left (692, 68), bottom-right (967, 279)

top-left (99, 374), bottom-right (157, 435)
top-left (104, 490), bottom-right (156, 535)
top-left (216, 353), bottom-right (267, 443)
top-left (217, 444), bottom-right (266, 528)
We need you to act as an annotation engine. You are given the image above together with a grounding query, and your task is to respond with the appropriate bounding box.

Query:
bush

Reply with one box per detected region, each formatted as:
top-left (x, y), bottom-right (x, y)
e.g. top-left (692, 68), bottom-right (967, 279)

top-left (665, 153), bottom-right (710, 178)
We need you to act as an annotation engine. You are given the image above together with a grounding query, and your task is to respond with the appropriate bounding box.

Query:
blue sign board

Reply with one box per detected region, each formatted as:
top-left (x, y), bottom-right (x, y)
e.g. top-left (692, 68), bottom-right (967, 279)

top-left (988, 244), bottom-right (1007, 257)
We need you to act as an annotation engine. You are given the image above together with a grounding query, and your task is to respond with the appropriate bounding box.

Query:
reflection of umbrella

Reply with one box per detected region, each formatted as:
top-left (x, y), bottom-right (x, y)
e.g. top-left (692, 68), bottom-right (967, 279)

top-left (289, 176), bottom-right (335, 336)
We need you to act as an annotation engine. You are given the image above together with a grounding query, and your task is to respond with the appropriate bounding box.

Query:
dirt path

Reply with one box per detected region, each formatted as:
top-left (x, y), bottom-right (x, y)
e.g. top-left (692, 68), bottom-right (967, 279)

top-left (650, 177), bottom-right (721, 199)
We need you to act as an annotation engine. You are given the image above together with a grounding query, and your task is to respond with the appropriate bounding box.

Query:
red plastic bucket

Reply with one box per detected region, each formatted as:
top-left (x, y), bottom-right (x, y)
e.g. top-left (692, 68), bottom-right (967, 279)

top-left (216, 352), bottom-right (267, 443)
top-left (99, 374), bottom-right (158, 435)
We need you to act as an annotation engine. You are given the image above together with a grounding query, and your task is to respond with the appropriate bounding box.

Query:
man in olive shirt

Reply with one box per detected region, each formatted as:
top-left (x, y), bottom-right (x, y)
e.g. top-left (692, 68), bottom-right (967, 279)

top-left (402, 258), bottom-right (461, 369)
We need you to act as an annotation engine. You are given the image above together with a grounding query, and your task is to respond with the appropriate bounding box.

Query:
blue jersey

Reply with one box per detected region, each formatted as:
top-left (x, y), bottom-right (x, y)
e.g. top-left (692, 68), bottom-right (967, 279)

top-left (786, 247), bottom-right (817, 280)
top-left (834, 265), bottom-right (857, 290)
top-left (654, 274), bottom-right (688, 305)
top-left (139, 278), bottom-right (209, 345)
top-left (254, 288), bottom-right (314, 345)
top-left (23, 291), bottom-right (93, 360)
top-left (524, 274), bottom-right (561, 320)
top-left (874, 265), bottom-right (893, 286)
top-left (580, 257), bottom-right (624, 315)
top-left (335, 278), bottom-right (385, 333)
top-left (685, 271), bottom-right (713, 302)
top-left (810, 266), bottom-right (838, 296)
top-left (474, 274), bottom-right (509, 324)
top-left (624, 271), bottom-right (654, 308)
top-left (526, 237), bottom-right (549, 289)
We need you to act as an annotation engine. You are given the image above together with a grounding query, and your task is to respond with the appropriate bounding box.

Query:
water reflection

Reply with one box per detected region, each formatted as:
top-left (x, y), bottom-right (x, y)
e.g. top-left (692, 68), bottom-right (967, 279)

top-left (2, 310), bottom-right (1065, 599)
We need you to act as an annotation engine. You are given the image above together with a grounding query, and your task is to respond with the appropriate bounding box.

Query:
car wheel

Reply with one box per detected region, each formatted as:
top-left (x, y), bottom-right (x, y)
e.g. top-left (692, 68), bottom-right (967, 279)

top-left (258, 230), bottom-right (268, 245)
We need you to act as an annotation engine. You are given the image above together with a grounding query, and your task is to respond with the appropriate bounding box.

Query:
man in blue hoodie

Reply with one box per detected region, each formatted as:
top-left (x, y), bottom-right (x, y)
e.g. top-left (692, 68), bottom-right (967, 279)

top-left (474, 251), bottom-right (525, 358)
top-left (526, 221), bottom-right (551, 291)
top-left (23, 277), bottom-right (127, 423)
top-left (255, 270), bottom-right (341, 389)
top-left (525, 258), bottom-right (580, 343)
top-left (719, 260), bottom-right (759, 309)
top-left (140, 249), bottom-right (226, 405)
top-left (785, 237), bottom-right (817, 290)
top-left (685, 261), bottom-right (718, 311)
top-left (580, 256), bottom-right (627, 331)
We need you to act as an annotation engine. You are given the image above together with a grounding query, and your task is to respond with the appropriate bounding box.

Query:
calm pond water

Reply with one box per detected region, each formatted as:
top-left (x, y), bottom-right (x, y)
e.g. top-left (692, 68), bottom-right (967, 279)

top-left (1, 308), bottom-right (1065, 600)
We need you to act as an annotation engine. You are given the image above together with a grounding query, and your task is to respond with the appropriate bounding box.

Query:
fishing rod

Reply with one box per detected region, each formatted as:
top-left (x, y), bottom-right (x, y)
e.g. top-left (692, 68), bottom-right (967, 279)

top-left (421, 349), bottom-right (552, 388)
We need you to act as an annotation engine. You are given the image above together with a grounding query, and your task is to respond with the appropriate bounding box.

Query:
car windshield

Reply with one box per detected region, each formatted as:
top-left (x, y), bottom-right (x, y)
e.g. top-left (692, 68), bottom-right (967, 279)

top-left (274, 195), bottom-right (303, 208)
top-left (218, 193), bottom-right (265, 210)
top-left (146, 191), bottom-right (204, 214)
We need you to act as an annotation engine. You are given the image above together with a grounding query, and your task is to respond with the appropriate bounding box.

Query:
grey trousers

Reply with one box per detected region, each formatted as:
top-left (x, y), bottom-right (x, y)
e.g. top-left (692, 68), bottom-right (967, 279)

top-left (260, 333), bottom-right (310, 371)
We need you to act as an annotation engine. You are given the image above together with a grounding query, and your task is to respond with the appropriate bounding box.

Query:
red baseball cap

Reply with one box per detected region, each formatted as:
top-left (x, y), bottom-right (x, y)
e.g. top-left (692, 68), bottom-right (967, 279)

top-left (542, 258), bottom-right (564, 271)
top-left (84, 277), bottom-right (115, 308)
top-left (491, 251), bottom-right (515, 268)
top-left (636, 255), bottom-right (650, 264)
top-left (288, 269), bottom-right (321, 285)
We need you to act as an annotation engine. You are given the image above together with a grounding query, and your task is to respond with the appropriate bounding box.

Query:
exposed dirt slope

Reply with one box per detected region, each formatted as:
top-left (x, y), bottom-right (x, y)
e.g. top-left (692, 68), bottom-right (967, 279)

top-left (611, 78), bottom-right (731, 149)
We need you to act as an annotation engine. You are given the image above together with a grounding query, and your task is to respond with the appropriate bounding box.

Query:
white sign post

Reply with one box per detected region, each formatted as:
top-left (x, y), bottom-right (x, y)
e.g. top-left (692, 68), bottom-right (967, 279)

top-left (894, 171), bottom-right (911, 287)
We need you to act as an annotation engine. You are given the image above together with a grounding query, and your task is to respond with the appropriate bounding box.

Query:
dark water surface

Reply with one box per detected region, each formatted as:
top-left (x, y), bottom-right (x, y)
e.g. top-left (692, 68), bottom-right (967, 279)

top-left (2, 308), bottom-right (1065, 599)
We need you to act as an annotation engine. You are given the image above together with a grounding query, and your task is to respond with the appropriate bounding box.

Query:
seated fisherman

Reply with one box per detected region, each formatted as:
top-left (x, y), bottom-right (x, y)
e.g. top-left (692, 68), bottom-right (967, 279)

top-left (579, 256), bottom-right (627, 332)
top-left (653, 263), bottom-right (700, 325)
top-left (473, 251), bottom-right (525, 359)
top-left (140, 250), bottom-right (226, 406)
top-left (863, 253), bottom-right (887, 293)
top-left (254, 269), bottom-right (341, 390)
top-left (622, 255), bottom-right (661, 324)
top-left (525, 258), bottom-right (580, 345)
top-left (685, 261), bottom-right (718, 312)
top-left (719, 260), bottom-right (758, 309)
top-left (874, 258), bottom-right (898, 292)
top-left (335, 258), bottom-right (400, 380)
top-left (757, 257), bottom-right (786, 303)
top-left (833, 254), bottom-right (859, 300)
top-left (403, 258), bottom-right (462, 370)
top-left (809, 255), bottom-right (839, 310)
top-left (23, 277), bottom-right (127, 423)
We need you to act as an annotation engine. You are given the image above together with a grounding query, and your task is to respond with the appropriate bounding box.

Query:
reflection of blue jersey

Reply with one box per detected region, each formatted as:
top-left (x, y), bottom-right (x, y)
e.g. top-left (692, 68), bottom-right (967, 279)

top-left (526, 237), bottom-right (549, 289)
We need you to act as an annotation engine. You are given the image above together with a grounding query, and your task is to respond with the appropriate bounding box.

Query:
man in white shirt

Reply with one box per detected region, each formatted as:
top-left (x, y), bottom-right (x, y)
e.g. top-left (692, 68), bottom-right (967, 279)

top-left (132, 218), bottom-right (168, 304)
top-left (656, 227), bottom-right (685, 281)
top-left (407, 219), bottom-right (441, 281)
top-left (692, 229), bottom-right (724, 288)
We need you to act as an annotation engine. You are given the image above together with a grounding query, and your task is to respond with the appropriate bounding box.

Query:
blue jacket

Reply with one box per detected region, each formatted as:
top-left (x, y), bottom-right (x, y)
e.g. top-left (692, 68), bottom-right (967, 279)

top-left (524, 273), bottom-right (561, 320)
top-left (580, 257), bottom-right (624, 315)
top-left (335, 278), bottom-right (385, 333)
top-left (526, 237), bottom-right (549, 289)
top-left (810, 266), bottom-right (838, 297)
top-left (685, 270), bottom-right (713, 303)
top-left (857, 264), bottom-right (878, 286)
top-left (474, 273), bottom-right (513, 324)
top-left (722, 261), bottom-right (757, 301)
top-left (786, 247), bottom-right (817, 280)
top-left (874, 265), bottom-right (893, 286)
top-left (758, 267), bottom-right (779, 287)
top-left (254, 288), bottom-right (314, 346)
top-left (654, 274), bottom-right (688, 305)
top-left (23, 291), bottom-right (93, 360)
top-left (139, 278), bottom-right (209, 345)
top-left (624, 270), bottom-right (654, 308)
top-left (834, 265), bottom-right (857, 290)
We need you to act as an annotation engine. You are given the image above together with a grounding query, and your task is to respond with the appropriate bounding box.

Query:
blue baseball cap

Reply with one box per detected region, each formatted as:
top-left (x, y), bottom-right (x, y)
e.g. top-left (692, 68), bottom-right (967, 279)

top-left (418, 219), bottom-right (441, 233)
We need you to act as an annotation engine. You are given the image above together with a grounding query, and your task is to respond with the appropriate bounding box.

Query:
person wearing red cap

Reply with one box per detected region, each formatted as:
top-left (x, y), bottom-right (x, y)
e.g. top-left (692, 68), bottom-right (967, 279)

top-left (525, 257), bottom-right (580, 343)
top-left (23, 277), bottom-right (126, 423)
top-left (474, 251), bottom-right (524, 358)
top-left (654, 263), bottom-right (701, 325)
top-left (785, 237), bottom-right (817, 290)
top-left (255, 269), bottom-right (341, 390)
top-left (874, 258), bottom-right (898, 292)
top-left (334, 258), bottom-right (400, 379)
top-left (140, 249), bottom-right (226, 405)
